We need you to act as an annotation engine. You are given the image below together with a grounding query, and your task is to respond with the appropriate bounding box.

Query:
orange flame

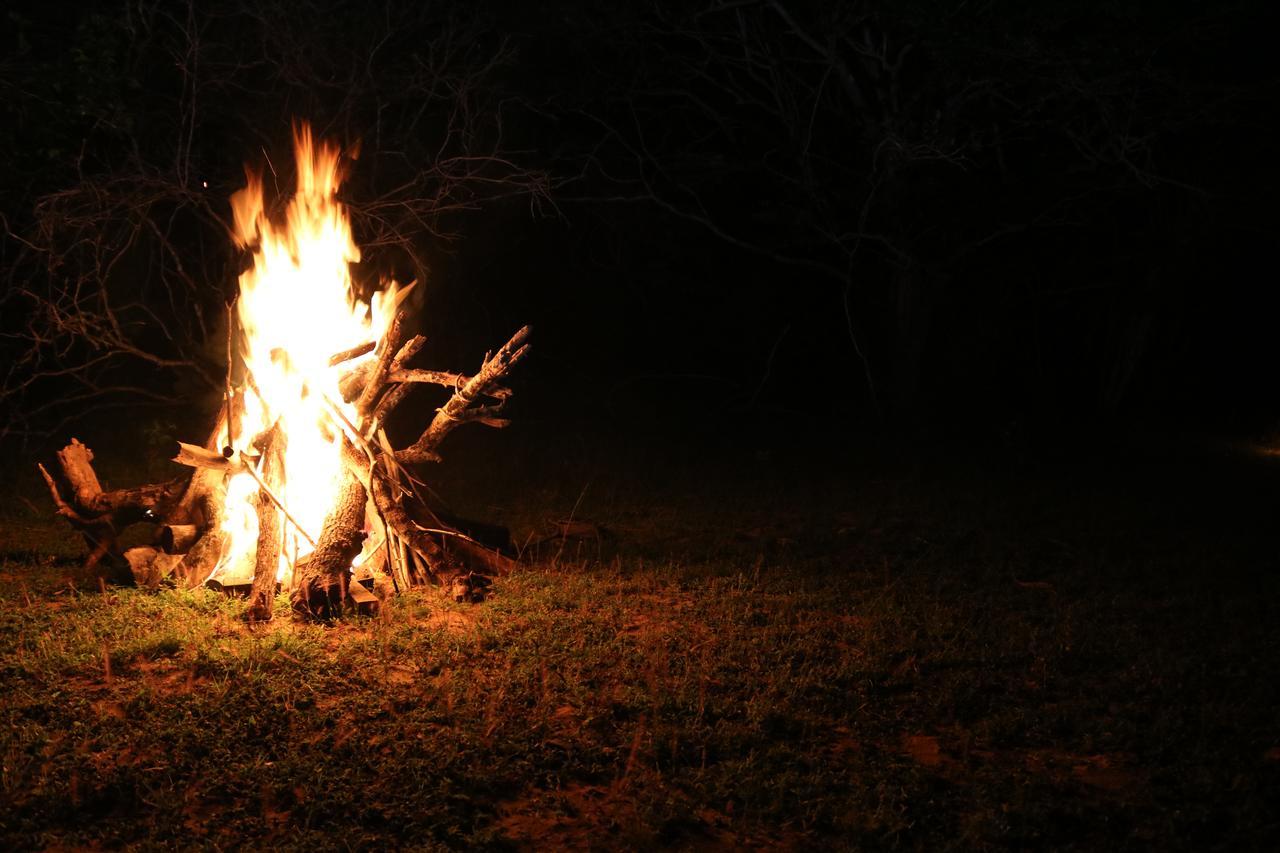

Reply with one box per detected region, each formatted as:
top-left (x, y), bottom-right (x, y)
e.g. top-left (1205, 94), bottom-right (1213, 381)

top-left (213, 125), bottom-right (399, 585)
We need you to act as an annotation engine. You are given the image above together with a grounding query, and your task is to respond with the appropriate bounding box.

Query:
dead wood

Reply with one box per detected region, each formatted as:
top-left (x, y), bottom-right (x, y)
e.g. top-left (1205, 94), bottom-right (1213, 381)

top-left (170, 407), bottom-right (240, 587)
top-left (247, 423), bottom-right (285, 622)
top-left (328, 341), bottom-right (375, 366)
top-left (38, 438), bottom-right (189, 582)
top-left (37, 314), bottom-right (528, 613)
top-left (123, 547), bottom-right (182, 588)
top-left (158, 524), bottom-right (200, 554)
top-left (172, 478), bottom-right (229, 588)
top-left (338, 362), bottom-right (373, 403)
top-left (367, 460), bottom-right (457, 584)
top-left (290, 466), bottom-right (366, 619)
top-left (368, 335), bottom-right (427, 423)
top-left (172, 441), bottom-right (234, 471)
top-left (51, 439), bottom-right (187, 523)
top-left (355, 310), bottom-right (406, 418)
top-left (395, 325), bottom-right (530, 464)
top-left (388, 369), bottom-right (511, 399)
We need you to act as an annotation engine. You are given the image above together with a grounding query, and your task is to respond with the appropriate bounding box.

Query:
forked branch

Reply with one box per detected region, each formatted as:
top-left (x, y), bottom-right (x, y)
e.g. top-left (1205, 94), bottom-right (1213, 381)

top-left (395, 325), bottom-right (531, 464)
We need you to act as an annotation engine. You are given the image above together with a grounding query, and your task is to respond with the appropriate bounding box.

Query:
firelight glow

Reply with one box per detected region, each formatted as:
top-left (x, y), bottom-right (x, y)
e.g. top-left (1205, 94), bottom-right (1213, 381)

top-left (213, 125), bottom-right (400, 585)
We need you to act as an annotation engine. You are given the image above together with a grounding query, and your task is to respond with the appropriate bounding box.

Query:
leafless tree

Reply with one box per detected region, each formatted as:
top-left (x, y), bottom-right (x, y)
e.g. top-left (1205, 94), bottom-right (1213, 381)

top-left (565, 0), bottom-right (1212, 416)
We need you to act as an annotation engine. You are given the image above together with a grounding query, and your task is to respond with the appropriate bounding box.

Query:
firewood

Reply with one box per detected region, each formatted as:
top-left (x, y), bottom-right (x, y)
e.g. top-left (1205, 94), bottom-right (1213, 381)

top-left (368, 336), bottom-right (428, 422)
top-left (38, 439), bottom-right (189, 582)
top-left (289, 466), bottom-right (367, 619)
top-left (337, 334), bottom-right (426, 409)
top-left (123, 547), bottom-right (182, 588)
top-left (158, 524), bottom-right (200, 554)
top-left (346, 579), bottom-right (379, 616)
top-left (50, 439), bottom-right (187, 523)
top-left (355, 310), bottom-right (406, 417)
top-left (246, 423), bottom-right (285, 622)
top-left (395, 325), bottom-right (530, 464)
top-left (172, 441), bottom-right (234, 471)
top-left (328, 341), bottom-right (375, 366)
top-left (172, 478), bottom-right (230, 588)
top-left (388, 369), bottom-right (511, 399)
top-left (338, 361), bottom-right (373, 403)
top-left (366, 460), bottom-right (460, 585)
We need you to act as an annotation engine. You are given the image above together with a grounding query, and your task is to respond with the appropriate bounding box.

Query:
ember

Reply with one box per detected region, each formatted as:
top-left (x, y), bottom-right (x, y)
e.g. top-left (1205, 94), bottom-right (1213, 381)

top-left (38, 124), bottom-right (528, 621)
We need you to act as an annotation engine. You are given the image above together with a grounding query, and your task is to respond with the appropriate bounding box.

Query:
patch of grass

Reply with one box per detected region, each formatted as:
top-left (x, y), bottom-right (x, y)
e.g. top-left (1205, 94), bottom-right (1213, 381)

top-left (1, 435), bottom-right (1278, 848)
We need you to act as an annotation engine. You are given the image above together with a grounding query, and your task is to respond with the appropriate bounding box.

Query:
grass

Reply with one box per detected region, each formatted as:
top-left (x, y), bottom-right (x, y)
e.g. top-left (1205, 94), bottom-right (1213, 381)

top-left (0, 428), bottom-right (1278, 849)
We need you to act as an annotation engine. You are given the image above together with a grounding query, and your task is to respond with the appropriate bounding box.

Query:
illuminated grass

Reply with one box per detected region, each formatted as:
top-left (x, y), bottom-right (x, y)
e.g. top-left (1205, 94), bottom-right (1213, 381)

top-left (1, 439), bottom-right (1277, 848)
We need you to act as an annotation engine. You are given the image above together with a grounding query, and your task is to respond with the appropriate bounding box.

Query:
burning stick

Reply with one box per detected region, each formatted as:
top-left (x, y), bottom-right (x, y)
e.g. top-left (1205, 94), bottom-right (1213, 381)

top-left (224, 300), bottom-right (236, 457)
top-left (328, 341), bottom-right (375, 367)
top-left (246, 423), bottom-right (286, 622)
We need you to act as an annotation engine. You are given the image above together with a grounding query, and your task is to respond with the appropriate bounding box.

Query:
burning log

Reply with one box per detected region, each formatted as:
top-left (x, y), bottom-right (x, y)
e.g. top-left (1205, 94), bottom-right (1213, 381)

top-left (289, 466), bottom-right (366, 619)
top-left (169, 408), bottom-right (240, 588)
top-left (246, 423), bottom-right (285, 622)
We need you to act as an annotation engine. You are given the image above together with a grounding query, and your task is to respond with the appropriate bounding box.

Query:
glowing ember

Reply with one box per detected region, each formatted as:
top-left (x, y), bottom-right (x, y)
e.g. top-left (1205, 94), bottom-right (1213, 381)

top-left (213, 125), bottom-right (400, 586)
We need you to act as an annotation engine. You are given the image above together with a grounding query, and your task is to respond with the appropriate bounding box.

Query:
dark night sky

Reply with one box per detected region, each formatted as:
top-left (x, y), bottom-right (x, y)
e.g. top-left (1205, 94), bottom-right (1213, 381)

top-left (1, 0), bottom-right (1277, 449)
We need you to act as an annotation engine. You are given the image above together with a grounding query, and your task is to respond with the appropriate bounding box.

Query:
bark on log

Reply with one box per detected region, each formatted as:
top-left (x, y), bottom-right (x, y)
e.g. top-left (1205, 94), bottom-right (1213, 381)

top-left (246, 424), bottom-right (285, 622)
top-left (52, 439), bottom-right (187, 523)
top-left (338, 334), bottom-right (425, 409)
top-left (289, 467), bottom-right (366, 619)
top-left (369, 336), bottom-right (428, 423)
top-left (388, 369), bottom-right (511, 399)
top-left (173, 479), bottom-right (229, 588)
top-left (338, 362), bottom-right (373, 403)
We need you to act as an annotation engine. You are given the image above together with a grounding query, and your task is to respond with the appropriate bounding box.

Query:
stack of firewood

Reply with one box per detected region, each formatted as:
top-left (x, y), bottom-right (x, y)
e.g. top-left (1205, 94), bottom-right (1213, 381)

top-left (38, 318), bottom-right (529, 622)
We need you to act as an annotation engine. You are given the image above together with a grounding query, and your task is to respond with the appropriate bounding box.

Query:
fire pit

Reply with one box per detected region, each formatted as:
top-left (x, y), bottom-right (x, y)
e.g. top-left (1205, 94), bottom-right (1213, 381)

top-left (37, 125), bottom-right (528, 621)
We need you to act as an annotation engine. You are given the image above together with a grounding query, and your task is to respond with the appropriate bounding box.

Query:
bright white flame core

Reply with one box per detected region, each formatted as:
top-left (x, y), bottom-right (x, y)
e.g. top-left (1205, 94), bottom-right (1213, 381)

top-left (214, 126), bottom-right (398, 585)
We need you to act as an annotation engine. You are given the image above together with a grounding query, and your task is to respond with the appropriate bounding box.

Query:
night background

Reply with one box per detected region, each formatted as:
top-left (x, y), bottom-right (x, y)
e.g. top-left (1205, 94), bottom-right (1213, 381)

top-left (1, 1), bottom-right (1278, 849)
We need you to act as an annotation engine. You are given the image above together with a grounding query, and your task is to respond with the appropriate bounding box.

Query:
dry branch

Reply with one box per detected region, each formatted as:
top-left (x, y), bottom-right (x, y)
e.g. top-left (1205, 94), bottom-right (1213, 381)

top-left (395, 325), bottom-right (530, 464)
top-left (368, 336), bottom-right (428, 423)
top-left (172, 441), bottom-right (235, 471)
top-left (355, 311), bottom-right (406, 418)
top-left (328, 341), bottom-right (375, 366)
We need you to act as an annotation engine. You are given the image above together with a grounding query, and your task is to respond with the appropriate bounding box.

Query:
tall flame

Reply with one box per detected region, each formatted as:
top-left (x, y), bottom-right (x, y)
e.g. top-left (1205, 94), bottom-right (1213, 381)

top-left (215, 125), bottom-right (398, 585)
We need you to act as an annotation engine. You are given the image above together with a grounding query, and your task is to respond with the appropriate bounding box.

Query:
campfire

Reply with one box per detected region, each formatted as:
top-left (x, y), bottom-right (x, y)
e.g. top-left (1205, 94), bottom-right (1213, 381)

top-left (38, 125), bottom-right (529, 621)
